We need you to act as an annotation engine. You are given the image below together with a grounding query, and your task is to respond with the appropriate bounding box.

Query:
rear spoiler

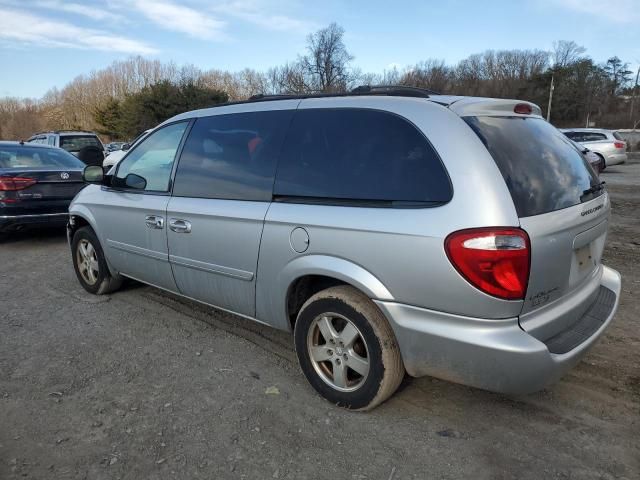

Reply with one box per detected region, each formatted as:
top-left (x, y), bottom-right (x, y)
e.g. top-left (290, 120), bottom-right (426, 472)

top-left (447, 97), bottom-right (543, 118)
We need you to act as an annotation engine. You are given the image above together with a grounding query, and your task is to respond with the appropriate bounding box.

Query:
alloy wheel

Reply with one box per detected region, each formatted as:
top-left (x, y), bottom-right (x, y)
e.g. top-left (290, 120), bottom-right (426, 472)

top-left (76, 239), bottom-right (99, 286)
top-left (306, 313), bottom-right (370, 392)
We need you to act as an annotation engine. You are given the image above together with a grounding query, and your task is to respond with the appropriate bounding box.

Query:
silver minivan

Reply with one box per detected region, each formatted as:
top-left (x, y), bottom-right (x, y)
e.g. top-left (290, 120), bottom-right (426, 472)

top-left (69, 86), bottom-right (621, 410)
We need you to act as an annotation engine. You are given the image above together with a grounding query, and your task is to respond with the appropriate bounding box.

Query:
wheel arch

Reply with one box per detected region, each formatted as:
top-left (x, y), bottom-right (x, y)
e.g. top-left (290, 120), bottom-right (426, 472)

top-left (68, 207), bottom-right (118, 276)
top-left (590, 151), bottom-right (606, 169)
top-left (279, 255), bottom-right (394, 331)
top-left (68, 205), bottom-right (99, 239)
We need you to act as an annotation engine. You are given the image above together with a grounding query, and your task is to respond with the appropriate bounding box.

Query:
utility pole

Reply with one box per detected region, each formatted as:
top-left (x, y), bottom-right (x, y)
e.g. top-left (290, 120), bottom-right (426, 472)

top-left (547, 74), bottom-right (554, 122)
top-left (630, 64), bottom-right (640, 128)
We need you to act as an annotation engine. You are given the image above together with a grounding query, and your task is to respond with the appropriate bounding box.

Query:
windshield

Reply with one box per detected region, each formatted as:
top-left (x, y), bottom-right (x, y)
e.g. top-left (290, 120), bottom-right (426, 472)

top-left (464, 116), bottom-right (602, 217)
top-left (59, 135), bottom-right (102, 153)
top-left (0, 145), bottom-right (85, 169)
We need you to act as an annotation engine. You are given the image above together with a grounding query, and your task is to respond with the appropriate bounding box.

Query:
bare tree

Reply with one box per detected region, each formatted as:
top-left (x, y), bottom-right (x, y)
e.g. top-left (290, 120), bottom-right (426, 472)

top-left (552, 40), bottom-right (586, 67)
top-left (0, 97), bottom-right (45, 139)
top-left (300, 23), bottom-right (354, 92)
top-left (401, 60), bottom-right (452, 93)
top-left (266, 62), bottom-right (309, 94)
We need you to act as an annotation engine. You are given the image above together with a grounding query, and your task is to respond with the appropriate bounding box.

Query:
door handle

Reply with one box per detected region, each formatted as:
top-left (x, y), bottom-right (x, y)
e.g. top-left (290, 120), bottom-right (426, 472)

top-left (169, 218), bottom-right (192, 233)
top-left (145, 215), bottom-right (164, 229)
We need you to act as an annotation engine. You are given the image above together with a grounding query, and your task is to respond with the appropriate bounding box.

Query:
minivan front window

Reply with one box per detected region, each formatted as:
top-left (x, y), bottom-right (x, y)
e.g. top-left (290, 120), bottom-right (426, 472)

top-left (464, 116), bottom-right (602, 217)
top-left (113, 122), bottom-right (188, 192)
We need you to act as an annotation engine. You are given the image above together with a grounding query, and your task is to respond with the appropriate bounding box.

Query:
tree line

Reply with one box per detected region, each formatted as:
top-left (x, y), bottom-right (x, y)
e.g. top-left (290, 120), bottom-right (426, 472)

top-left (1, 23), bottom-right (638, 141)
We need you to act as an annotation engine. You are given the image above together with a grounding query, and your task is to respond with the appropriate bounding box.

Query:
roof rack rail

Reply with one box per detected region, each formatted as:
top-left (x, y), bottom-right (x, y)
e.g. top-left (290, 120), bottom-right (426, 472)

top-left (31, 129), bottom-right (95, 135)
top-left (350, 84), bottom-right (439, 97)
top-left (248, 93), bottom-right (302, 101)
top-left (246, 84), bottom-right (438, 104)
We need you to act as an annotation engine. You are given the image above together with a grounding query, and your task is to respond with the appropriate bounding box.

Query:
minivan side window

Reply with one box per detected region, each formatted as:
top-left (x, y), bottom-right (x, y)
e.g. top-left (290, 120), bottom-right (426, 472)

top-left (113, 122), bottom-right (188, 192)
top-left (172, 110), bottom-right (294, 201)
top-left (273, 108), bottom-right (452, 205)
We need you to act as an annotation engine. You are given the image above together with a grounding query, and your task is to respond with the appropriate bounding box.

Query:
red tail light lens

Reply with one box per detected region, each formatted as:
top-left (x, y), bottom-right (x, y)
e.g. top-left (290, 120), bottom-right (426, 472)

top-left (513, 103), bottom-right (532, 115)
top-left (0, 176), bottom-right (37, 191)
top-left (614, 141), bottom-right (625, 149)
top-left (445, 228), bottom-right (530, 300)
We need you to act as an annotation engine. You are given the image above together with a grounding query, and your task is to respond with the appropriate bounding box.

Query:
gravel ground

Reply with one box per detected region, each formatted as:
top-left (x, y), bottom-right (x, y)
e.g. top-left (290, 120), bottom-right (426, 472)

top-left (1, 156), bottom-right (639, 480)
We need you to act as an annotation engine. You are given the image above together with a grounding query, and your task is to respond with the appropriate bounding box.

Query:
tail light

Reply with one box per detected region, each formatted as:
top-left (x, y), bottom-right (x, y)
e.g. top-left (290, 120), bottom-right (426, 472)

top-left (0, 176), bottom-right (37, 191)
top-left (513, 103), bottom-right (532, 115)
top-left (445, 228), bottom-right (530, 300)
top-left (614, 141), bottom-right (625, 149)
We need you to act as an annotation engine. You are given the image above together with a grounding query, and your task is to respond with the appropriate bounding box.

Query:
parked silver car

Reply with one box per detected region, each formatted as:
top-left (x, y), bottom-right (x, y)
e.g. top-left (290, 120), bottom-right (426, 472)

top-left (68, 86), bottom-right (621, 410)
top-left (560, 128), bottom-right (627, 168)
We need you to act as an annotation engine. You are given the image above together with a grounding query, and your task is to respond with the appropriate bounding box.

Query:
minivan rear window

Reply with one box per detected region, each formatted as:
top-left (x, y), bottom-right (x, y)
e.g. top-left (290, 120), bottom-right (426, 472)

top-left (273, 108), bottom-right (452, 206)
top-left (59, 135), bottom-right (102, 153)
top-left (464, 116), bottom-right (602, 217)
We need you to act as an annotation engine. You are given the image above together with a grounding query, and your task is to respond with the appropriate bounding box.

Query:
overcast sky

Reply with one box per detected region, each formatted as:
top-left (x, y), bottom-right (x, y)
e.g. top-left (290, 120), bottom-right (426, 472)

top-left (1, 0), bottom-right (639, 98)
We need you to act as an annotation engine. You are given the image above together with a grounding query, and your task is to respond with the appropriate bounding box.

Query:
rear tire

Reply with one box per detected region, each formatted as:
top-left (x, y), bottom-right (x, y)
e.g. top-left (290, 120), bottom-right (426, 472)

top-left (294, 285), bottom-right (405, 411)
top-left (71, 226), bottom-right (122, 295)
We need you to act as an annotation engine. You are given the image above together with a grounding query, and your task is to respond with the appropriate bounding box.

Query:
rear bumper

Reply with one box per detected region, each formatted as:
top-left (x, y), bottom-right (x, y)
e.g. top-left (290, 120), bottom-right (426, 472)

top-left (0, 212), bottom-right (69, 232)
top-left (375, 265), bottom-right (621, 394)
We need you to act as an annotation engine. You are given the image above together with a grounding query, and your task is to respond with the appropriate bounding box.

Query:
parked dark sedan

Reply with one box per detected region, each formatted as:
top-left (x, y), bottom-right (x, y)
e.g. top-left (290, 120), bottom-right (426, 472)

top-left (0, 141), bottom-right (86, 233)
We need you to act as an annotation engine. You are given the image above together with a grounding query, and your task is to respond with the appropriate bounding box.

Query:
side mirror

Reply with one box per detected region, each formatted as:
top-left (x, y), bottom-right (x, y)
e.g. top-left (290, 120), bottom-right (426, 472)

top-left (83, 165), bottom-right (104, 183)
top-left (122, 143), bottom-right (131, 151)
top-left (124, 173), bottom-right (146, 190)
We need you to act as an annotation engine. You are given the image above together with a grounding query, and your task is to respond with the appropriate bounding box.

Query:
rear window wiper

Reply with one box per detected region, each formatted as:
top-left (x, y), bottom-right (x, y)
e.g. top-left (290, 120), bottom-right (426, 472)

top-left (583, 181), bottom-right (605, 196)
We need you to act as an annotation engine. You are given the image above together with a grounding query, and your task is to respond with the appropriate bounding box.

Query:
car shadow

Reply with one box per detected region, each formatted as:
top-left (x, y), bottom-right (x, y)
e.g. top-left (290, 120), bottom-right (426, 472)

top-left (0, 226), bottom-right (68, 245)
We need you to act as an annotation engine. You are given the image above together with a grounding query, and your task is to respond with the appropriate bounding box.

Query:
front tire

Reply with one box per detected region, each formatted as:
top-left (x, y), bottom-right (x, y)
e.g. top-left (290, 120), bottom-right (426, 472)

top-left (71, 226), bottom-right (122, 295)
top-left (294, 286), bottom-right (405, 410)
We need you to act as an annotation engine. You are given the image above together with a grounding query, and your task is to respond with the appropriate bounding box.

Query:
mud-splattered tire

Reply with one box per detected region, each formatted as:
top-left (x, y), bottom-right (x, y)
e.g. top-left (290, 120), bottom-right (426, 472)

top-left (72, 226), bottom-right (123, 295)
top-left (294, 285), bottom-right (405, 411)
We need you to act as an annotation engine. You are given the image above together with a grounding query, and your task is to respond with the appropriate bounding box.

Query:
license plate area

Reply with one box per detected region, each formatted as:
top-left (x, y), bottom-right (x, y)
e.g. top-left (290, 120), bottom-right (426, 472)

top-left (576, 244), bottom-right (595, 271)
top-left (569, 235), bottom-right (605, 287)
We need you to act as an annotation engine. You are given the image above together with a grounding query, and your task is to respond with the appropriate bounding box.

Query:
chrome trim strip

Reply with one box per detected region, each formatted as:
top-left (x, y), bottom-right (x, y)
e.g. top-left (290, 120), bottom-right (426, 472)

top-left (0, 213), bottom-right (68, 219)
top-left (106, 239), bottom-right (167, 262)
top-left (169, 254), bottom-right (254, 281)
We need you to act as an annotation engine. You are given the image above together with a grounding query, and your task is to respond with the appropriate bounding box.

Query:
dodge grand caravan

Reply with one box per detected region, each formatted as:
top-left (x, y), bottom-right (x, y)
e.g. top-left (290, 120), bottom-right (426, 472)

top-left (68, 86), bottom-right (621, 410)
